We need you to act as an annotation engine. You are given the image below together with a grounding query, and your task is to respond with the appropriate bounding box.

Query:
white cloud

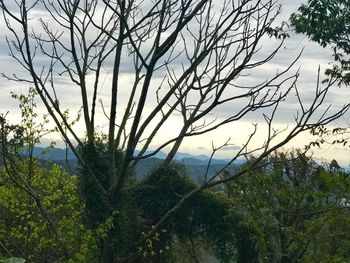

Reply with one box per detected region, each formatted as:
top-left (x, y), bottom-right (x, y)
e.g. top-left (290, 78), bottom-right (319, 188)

top-left (0, 0), bottom-right (348, 162)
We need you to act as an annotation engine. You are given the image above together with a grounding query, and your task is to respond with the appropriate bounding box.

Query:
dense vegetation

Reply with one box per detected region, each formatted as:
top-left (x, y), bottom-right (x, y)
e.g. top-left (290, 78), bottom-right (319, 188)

top-left (0, 91), bottom-right (349, 262)
top-left (1, 144), bottom-right (349, 262)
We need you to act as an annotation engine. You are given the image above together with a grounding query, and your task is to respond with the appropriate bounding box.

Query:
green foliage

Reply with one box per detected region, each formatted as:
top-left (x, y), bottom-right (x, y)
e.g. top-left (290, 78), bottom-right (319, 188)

top-left (0, 88), bottom-right (96, 262)
top-left (295, 0), bottom-right (350, 149)
top-left (76, 136), bottom-right (142, 261)
top-left (265, 22), bottom-right (290, 40)
top-left (225, 151), bottom-right (350, 263)
top-left (132, 164), bottom-right (196, 262)
top-left (136, 163), bottom-right (196, 223)
top-left (0, 160), bottom-right (94, 262)
top-left (291, 0), bottom-right (350, 85)
top-left (77, 137), bottom-right (114, 226)
top-left (133, 163), bottom-right (237, 262)
top-left (77, 134), bottom-right (136, 228)
top-left (9, 88), bottom-right (52, 151)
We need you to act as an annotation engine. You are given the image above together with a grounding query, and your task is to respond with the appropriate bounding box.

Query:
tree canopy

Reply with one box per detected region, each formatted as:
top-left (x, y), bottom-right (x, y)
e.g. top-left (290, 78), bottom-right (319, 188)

top-left (291, 0), bottom-right (350, 85)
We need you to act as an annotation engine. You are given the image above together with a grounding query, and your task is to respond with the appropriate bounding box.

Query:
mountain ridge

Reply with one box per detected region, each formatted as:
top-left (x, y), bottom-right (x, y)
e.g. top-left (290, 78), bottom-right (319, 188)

top-left (32, 146), bottom-right (242, 163)
top-left (1, 147), bottom-right (244, 179)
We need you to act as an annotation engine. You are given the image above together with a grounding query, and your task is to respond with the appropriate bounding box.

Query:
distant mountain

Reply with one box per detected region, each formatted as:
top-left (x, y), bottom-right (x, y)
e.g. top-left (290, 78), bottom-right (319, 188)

top-left (1, 146), bottom-right (244, 179)
top-left (174, 152), bottom-right (209, 161)
top-left (177, 157), bottom-right (208, 166)
top-left (33, 146), bottom-right (243, 162)
top-left (134, 158), bottom-right (240, 180)
top-left (134, 150), bottom-right (211, 161)
top-left (134, 150), bottom-right (168, 160)
top-left (30, 147), bottom-right (76, 160)
top-left (177, 157), bottom-right (235, 166)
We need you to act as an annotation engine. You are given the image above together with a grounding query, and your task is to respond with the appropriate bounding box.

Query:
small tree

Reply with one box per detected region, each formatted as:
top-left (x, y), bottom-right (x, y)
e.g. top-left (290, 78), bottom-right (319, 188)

top-left (0, 89), bottom-right (94, 262)
top-left (1, 1), bottom-right (349, 261)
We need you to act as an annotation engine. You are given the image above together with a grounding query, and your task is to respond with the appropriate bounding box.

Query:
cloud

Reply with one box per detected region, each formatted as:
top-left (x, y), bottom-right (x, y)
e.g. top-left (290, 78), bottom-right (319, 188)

top-left (219, 145), bottom-right (241, 152)
top-left (0, 0), bottom-right (348, 163)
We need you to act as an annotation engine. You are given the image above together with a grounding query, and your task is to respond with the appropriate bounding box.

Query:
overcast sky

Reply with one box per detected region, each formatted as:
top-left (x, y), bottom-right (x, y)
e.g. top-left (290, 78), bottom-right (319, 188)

top-left (0, 0), bottom-right (349, 165)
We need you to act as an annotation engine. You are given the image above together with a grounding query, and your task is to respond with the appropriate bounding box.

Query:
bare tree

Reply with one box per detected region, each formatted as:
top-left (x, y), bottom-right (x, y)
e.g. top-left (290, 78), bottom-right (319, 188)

top-left (0, 0), bottom-right (349, 262)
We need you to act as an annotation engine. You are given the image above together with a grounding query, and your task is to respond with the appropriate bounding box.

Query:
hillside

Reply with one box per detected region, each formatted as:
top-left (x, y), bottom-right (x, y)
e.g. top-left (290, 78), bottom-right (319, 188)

top-left (0, 147), bottom-right (243, 179)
